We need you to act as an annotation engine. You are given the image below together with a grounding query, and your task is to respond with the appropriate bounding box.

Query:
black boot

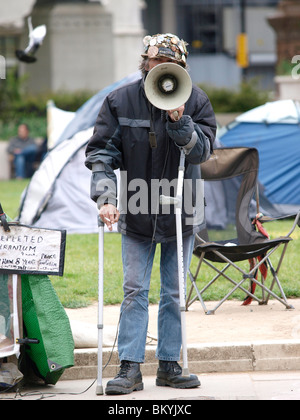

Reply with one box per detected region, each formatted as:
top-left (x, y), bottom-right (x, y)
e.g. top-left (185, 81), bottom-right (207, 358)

top-left (105, 361), bottom-right (144, 395)
top-left (156, 361), bottom-right (201, 389)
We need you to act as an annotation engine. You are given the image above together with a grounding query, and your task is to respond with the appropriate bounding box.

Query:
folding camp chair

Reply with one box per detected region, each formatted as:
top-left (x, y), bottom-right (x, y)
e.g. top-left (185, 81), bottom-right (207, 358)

top-left (186, 147), bottom-right (300, 315)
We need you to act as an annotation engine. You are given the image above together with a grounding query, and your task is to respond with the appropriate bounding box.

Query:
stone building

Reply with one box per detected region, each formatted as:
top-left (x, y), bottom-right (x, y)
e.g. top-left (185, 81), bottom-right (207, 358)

top-left (268, 0), bottom-right (300, 65)
top-left (1, 0), bottom-right (292, 92)
top-left (144, 0), bottom-right (281, 90)
top-left (0, 0), bottom-right (145, 93)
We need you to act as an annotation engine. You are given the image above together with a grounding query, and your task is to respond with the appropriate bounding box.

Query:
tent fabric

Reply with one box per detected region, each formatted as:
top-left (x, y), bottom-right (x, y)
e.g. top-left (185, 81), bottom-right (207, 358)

top-left (46, 101), bottom-right (75, 149)
top-left (236, 100), bottom-right (300, 124)
top-left (18, 73), bottom-right (141, 234)
top-left (32, 142), bottom-right (99, 234)
top-left (219, 101), bottom-right (300, 211)
top-left (55, 72), bottom-right (141, 146)
top-left (18, 128), bottom-right (99, 233)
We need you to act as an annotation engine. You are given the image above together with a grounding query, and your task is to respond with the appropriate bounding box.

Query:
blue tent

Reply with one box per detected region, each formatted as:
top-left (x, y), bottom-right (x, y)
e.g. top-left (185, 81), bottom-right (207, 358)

top-left (219, 100), bottom-right (300, 214)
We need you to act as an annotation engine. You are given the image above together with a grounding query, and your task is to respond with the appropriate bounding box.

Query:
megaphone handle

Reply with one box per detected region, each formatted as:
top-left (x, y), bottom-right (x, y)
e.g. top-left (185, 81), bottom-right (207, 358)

top-left (172, 111), bottom-right (179, 121)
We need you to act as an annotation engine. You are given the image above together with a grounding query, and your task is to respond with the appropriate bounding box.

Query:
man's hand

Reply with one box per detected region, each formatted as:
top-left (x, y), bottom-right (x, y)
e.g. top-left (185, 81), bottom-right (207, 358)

top-left (99, 204), bottom-right (120, 231)
top-left (167, 105), bottom-right (185, 122)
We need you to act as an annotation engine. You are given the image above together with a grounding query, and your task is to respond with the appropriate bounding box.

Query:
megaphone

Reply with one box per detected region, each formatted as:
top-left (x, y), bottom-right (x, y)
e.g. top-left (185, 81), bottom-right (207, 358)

top-left (144, 63), bottom-right (192, 111)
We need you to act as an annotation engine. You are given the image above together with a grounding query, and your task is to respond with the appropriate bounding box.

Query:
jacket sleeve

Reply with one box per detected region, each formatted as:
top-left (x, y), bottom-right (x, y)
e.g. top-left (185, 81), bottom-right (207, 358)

top-left (85, 95), bottom-right (122, 208)
top-left (166, 88), bottom-right (216, 165)
top-left (7, 138), bottom-right (17, 155)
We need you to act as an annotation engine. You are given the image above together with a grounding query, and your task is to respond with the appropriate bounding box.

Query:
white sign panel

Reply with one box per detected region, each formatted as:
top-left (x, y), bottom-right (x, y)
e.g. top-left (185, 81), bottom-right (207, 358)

top-left (0, 224), bottom-right (66, 276)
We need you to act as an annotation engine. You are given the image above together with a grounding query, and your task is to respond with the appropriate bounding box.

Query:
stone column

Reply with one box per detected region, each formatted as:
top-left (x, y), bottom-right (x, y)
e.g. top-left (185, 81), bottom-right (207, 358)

top-left (161, 0), bottom-right (177, 34)
top-left (106, 0), bottom-right (146, 80)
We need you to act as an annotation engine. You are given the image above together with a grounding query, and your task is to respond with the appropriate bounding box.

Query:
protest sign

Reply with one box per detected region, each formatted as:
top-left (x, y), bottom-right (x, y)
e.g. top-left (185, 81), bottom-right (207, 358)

top-left (0, 224), bottom-right (66, 276)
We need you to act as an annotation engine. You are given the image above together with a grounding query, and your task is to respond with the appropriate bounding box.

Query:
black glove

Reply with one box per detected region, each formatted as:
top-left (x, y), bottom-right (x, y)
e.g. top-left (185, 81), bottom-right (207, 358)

top-left (166, 115), bottom-right (194, 147)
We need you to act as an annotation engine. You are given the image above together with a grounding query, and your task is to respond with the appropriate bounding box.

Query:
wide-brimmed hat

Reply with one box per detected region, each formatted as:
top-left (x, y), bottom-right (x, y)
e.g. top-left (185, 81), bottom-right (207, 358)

top-left (142, 33), bottom-right (189, 67)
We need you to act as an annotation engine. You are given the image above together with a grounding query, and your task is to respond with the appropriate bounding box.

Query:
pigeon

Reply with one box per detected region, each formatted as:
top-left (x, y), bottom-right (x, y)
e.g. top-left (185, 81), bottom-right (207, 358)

top-left (15, 17), bottom-right (47, 64)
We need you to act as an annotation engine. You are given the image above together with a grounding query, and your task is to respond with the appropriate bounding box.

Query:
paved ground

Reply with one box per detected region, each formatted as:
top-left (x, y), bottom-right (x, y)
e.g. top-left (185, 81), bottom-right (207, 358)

top-left (2, 371), bottom-right (300, 401)
top-left (1, 298), bottom-right (300, 401)
top-left (65, 298), bottom-right (300, 347)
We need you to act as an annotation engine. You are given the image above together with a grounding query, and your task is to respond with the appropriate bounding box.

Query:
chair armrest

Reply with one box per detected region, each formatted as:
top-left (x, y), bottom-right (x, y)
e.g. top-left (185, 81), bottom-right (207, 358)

top-left (255, 211), bottom-right (300, 237)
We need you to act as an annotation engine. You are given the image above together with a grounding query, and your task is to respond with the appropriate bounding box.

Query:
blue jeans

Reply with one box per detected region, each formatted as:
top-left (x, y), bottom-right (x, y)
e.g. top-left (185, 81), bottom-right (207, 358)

top-left (118, 234), bottom-right (195, 363)
top-left (14, 144), bottom-right (37, 178)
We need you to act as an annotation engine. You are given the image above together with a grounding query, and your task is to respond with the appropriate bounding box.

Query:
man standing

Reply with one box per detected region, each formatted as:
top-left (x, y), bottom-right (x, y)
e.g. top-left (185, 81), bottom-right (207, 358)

top-left (7, 124), bottom-right (38, 179)
top-left (85, 33), bottom-right (216, 395)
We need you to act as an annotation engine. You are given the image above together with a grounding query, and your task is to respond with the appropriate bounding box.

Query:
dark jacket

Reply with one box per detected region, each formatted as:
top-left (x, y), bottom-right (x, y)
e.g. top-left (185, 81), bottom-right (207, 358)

top-left (7, 136), bottom-right (36, 155)
top-left (85, 77), bottom-right (216, 242)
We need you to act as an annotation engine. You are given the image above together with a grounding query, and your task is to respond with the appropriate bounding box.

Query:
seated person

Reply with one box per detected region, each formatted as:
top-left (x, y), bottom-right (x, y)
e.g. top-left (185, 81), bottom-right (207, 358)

top-left (6, 124), bottom-right (38, 179)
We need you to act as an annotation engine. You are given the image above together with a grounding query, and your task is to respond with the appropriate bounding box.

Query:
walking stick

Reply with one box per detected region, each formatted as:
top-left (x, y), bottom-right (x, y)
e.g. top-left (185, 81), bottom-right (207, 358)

top-left (160, 148), bottom-right (190, 377)
top-left (96, 218), bottom-right (105, 395)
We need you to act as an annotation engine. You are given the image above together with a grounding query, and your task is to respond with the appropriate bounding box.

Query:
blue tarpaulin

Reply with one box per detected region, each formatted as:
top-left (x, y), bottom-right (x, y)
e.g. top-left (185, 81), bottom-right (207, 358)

top-left (220, 122), bottom-right (300, 206)
top-left (219, 101), bottom-right (300, 211)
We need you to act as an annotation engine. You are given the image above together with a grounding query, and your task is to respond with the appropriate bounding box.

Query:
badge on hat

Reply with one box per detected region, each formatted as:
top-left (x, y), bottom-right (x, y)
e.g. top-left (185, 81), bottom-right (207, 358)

top-left (142, 33), bottom-right (189, 66)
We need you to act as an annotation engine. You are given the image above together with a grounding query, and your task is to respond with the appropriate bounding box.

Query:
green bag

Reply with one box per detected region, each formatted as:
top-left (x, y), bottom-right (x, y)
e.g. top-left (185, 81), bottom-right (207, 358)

top-left (22, 275), bottom-right (74, 385)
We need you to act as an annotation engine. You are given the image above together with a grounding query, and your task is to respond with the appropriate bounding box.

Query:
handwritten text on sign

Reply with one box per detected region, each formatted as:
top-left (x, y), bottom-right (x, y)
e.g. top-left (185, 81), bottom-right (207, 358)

top-left (0, 225), bottom-right (66, 276)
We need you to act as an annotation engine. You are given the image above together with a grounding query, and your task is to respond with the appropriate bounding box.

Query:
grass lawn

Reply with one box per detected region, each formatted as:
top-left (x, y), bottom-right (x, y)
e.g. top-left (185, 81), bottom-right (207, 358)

top-left (0, 179), bottom-right (299, 308)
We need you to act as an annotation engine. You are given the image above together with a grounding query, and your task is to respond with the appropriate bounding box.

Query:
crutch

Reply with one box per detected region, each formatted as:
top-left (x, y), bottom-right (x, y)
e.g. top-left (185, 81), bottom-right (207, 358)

top-left (160, 148), bottom-right (190, 377)
top-left (96, 218), bottom-right (105, 395)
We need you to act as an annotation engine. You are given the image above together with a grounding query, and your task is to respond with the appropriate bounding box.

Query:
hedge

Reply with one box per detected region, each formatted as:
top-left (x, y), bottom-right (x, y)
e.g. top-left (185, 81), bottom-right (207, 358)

top-left (0, 68), bottom-right (270, 140)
